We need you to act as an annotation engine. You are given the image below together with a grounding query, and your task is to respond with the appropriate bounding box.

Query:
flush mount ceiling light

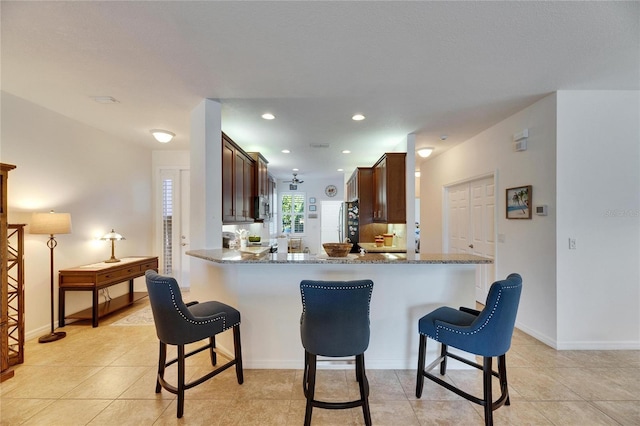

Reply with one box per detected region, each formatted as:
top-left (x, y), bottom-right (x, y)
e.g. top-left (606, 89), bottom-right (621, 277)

top-left (342, 150), bottom-right (351, 154)
top-left (282, 149), bottom-right (290, 154)
top-left (417, 148), bottom-right (434, 158)
top-left (352, 114), bottom-right (365, 121)
top-left (262, 113), bottom-right (275, 120)
top-left (150, 129), bottom-right (175, 143)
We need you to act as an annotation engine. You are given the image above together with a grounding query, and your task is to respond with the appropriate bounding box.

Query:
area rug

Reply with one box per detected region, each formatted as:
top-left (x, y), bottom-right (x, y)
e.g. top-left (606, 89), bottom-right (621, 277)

top-left (111, 306), bottom-right (154, 326)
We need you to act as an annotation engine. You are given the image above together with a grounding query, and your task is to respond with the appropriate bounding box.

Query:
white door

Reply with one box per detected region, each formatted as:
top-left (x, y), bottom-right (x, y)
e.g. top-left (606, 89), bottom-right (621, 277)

top-left (179, 169), bottom-right (190, 287)
top-left (158, 168), bottom-right (190, 288)
top-left (446, 176), bottom-right (495, 301)
top-left (320, 201), bottom-right (342, 251)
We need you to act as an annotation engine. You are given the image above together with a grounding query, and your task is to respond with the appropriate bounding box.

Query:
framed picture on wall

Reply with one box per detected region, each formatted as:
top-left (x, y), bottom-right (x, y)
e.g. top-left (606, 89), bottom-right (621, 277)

top-left (506, 185), bottom-right (532, 219)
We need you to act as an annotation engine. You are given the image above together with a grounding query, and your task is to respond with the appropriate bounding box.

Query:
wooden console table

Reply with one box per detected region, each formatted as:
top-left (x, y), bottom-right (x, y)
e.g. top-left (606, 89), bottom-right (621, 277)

top-left (58, 256), bottom-right (158, 327)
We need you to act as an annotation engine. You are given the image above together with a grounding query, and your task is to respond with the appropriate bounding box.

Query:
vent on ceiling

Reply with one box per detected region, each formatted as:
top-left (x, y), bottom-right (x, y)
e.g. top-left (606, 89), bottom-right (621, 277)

top-left (310, 143), bottom-right (330, 148)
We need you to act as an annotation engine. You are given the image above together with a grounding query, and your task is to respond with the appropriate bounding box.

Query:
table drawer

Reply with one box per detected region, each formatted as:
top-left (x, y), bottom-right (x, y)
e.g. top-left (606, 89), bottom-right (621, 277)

top-left (96, 266), bottom-right (138, 284)
top-left (138, 259), bottom-right (158, 272)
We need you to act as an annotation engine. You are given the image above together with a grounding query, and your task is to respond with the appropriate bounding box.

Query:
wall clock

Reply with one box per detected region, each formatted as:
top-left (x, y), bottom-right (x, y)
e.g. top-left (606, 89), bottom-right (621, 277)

top-left (325, 185), bottom-right (337, 197)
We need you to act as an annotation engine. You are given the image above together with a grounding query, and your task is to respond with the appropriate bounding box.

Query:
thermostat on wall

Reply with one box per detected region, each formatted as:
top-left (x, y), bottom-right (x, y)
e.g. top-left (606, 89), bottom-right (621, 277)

top-left (535, 205), bottom-right (548, 216)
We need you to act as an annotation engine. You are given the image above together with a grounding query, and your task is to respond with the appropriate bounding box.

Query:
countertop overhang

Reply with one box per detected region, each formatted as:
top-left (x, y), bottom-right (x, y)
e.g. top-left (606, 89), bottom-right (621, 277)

top-left (186, 248), bottom-right (492, 264)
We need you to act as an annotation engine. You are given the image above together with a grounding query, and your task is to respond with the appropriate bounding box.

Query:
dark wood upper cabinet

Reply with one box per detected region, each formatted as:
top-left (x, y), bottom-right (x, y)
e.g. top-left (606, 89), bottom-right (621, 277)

top-left (222, 132), bottom-right (255, 223)
top-left (248, 152), bottom-right (270, 220)
top-left (347, 167), bottom-right (373, 225)
top-left (373, 153), bottom-right (406, 223)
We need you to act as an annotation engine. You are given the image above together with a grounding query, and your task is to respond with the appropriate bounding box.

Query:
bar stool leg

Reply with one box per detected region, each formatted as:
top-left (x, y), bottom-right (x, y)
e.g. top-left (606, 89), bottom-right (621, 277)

top-left (482, 357), bottom-right (493, 426)
top-left (156, 341), bottom-right (166, 393)
top-left (416, 334), bottom-right (426, 398)
top-left (356, 354), bottom-right (372, 426)
top-left (304, 352), bottom-right (317, 426)
top-left (233, 325), bottom-right (244, 384)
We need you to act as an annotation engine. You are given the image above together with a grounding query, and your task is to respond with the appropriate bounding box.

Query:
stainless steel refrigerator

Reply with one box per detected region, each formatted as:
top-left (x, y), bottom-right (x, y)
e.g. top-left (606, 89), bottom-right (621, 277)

top-left (338, 201), bottom-right (360, 253)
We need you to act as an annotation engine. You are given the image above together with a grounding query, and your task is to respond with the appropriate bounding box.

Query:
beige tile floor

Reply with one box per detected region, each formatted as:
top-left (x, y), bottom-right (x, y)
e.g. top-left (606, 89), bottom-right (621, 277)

top-left (1, 299), bottom-right (639, 425)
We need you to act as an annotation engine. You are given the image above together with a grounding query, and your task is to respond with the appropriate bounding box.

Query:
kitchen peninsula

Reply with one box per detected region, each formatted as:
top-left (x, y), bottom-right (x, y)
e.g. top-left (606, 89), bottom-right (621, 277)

top-left (187, 248), bottom-right (491, 369)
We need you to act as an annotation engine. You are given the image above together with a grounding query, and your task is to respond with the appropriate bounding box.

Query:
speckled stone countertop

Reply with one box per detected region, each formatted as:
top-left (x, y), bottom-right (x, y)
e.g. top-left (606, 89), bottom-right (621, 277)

top-left (186, 248), bottom-right (492, 264)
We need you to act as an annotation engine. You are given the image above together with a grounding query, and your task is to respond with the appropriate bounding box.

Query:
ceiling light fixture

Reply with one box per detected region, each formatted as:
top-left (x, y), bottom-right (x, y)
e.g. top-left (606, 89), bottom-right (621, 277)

top-left (417, 148), bottom-right (434, 158)
top-left (292, 168), bottom-right (299, 172)
top-left (352, 114), bottom-right (365, 121)
top-left (150, 129), bottom-right (175, 143)
top-left (342, 150), bottom-right (351, 154)
top-left (440, 135), bottom-right (448, 141)
top-left (262, 113), bottom-right (275, 120)
top-left (337, 168), bottom-right (344, 172)
top-left (282, 149), bottom-right (290, 154)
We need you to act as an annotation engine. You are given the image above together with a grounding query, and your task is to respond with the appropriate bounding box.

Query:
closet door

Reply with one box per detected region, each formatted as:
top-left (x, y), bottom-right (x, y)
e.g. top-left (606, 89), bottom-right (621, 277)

top-left (446, 176), bottom-right (495, 302)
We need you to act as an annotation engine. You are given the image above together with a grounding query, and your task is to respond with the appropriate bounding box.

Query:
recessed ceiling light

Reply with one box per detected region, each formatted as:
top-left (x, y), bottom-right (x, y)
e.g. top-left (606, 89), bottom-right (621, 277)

top-left (342, 150), bottom-right (351, 154)
top-left (440, 135), bottom-right (448, 141)
top-left (417, 148), bottom-right (434, 158)
top-left (337, 168), bottom-right (344, 172)
top-left (292, 168), bottom-right (299, 172)
top-left (91, 96), bottom-right (119, 104)
top-left (352, 114), bottom-right (365, 121)
top-left (282, 149), bottom-right (290, 154)
top-left (262, 113), bottom-right (275, 120)
top-left (150, 129), bottom-right (175, 143)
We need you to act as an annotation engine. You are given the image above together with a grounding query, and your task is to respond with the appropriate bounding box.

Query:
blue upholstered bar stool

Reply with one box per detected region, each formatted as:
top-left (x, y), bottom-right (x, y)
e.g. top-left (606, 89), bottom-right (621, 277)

top-left (416, 273), bottom-right (522, 426)
top-left (145, 271), bottom-right (244, 418)
top-left (300, 279), bottom-right (374, 426)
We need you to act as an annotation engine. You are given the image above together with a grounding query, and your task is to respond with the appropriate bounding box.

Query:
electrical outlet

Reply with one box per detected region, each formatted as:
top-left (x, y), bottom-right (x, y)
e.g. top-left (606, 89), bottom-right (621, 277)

top-left (568, 238), bottom-right (576, 250)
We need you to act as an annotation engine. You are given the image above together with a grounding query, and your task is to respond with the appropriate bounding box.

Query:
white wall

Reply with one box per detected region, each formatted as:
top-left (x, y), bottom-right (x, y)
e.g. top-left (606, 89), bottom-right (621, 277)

top-left (421, 90), bottom-right (640, 350)
top-left (556, 90), bottom-right (640, 349)
top-left (420, 93), bottom-right (558, 344)
top-left (277, 177), bottom-right (344, 254)
top-left (2, 92), bottom-right (154, 339)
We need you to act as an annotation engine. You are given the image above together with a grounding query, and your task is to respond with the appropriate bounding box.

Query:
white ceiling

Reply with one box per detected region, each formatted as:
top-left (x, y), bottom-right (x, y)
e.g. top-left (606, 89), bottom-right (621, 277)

top-left (2, 1), bottom-right (638, 180)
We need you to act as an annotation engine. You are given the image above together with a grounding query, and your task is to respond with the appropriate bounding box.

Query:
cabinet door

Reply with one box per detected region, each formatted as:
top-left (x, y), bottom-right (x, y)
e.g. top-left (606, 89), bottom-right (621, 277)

top-left (346, 171), bottom-right (357, 202)
top-left (234, 150), bottom-right (246, 221)
top-left (222, 140), bottom-right (236, 222)
top-left (374, 157), bottom-right (387, 221)
top-left (384, 153), bottom-right (406, 223)
top-left (243, 157), bottom-right (254, 220)
top-left (357, 168), bottom-right (374, 225)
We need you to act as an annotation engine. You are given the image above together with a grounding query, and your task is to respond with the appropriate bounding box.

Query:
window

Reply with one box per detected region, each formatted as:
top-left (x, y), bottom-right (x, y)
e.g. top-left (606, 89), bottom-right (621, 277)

top-left (281, 193), bottom-right (305, 235)
top-left (161, 178), bottom-right (173, 275)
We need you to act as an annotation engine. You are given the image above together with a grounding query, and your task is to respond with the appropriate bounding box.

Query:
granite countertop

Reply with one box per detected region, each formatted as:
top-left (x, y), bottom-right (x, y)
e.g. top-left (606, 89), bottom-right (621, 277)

top-left (186, 248), bottom-right (492, 265)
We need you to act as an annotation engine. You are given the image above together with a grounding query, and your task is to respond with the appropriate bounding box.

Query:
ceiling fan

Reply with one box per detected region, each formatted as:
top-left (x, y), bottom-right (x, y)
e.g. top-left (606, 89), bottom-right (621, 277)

top-left (284, 173), bottom-right (304, 184)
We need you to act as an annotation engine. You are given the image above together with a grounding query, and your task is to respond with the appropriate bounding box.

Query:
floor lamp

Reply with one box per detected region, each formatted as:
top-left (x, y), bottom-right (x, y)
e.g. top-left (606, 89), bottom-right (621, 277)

top-left (30, 210), bottom-right (72, 343)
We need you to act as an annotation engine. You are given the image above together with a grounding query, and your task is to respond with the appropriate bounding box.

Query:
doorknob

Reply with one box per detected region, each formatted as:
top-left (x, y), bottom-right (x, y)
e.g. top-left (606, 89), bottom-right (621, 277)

top-left (468, 244), bottom-right (474, 249)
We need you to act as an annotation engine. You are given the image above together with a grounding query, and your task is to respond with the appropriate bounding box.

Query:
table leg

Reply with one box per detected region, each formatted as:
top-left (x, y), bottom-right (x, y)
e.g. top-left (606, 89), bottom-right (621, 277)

top-left (59, 287), bottom-right (66, 327)
top-left (129, 279), bottom-right (134, 302)
top-left (92, 289), bottom-right (99, 327)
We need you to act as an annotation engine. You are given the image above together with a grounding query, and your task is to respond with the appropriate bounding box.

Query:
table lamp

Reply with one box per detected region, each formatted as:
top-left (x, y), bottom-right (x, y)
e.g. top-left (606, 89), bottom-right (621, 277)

top-left (30, 210), bottom-right (72, 343)
top-left (101, 229), bottom-right (125, 263)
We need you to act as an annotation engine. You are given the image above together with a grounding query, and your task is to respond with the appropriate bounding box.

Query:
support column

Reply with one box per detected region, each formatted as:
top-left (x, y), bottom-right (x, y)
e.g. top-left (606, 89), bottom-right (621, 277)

top-left (189, 99), bottom-right (222, 249)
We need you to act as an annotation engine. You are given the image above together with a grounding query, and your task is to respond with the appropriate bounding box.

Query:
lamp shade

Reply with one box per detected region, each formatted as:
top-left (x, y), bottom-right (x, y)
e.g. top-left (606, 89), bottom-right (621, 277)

top-left (30, 211), bottom-right (72, 235)
top-left (101, 229), bottom-right (125, 241)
